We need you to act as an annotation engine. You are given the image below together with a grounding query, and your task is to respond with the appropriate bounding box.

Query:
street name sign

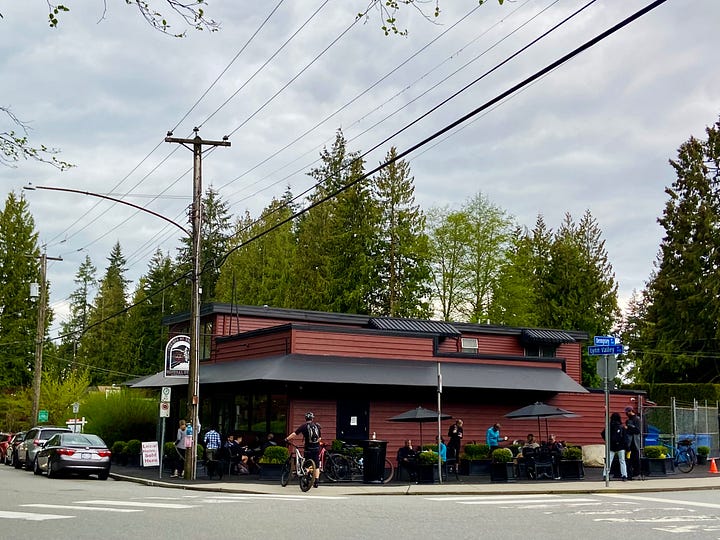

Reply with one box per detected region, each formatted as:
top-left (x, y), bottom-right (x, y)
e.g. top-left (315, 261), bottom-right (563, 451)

top-left (593, 336), bottom-right (616, 346)
top-left (588, 344), bottom-right (623, 355)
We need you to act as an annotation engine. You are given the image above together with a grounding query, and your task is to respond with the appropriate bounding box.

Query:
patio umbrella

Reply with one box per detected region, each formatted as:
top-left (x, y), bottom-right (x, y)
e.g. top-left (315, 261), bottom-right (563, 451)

top-left (388, 406), bottom-right (451, 448)
top-left (505, 402), bottom-right (578, 442)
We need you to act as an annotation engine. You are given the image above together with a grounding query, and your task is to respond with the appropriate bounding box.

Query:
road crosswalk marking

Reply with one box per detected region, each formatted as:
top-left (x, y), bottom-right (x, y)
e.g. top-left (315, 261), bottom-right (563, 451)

top-left (0, 510), bottom-right (72, 521)
top-left (22, 504), bottom-right (141, 513)
top-left (75, 500), bottom-right (197, 509)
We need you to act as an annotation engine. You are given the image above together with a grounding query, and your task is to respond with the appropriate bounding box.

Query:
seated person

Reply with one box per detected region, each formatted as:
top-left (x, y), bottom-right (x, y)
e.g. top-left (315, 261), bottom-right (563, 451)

top-left (523, 433), bottom-right (540, 449)
top-left (434, 435), bottom-right (447, 461)
top-left (397, 439), bottom-right (418, 479)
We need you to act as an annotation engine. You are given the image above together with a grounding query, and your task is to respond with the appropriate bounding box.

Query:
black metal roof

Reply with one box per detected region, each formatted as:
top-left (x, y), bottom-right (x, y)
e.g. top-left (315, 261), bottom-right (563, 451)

top-left (368, 317), bottom-right (461, 337)
top-left (130, 354), bottom-right (587, 394)
top-left (521, 328), bottom-right (576, 345)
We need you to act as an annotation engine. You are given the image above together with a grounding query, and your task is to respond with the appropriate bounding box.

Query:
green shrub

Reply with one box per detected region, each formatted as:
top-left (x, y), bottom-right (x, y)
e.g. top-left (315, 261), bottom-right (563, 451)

top-left (164, 442), bottom-right (176, 458)
top-left (491, 448), bottom-right (513, 463)
top-left (643, 445), bottom-right (666, 459)
top-left (417, 451), bottom-right (440, 465)
top-left (111, 441), bottom-right (127, 455)
top-left (259, 446), bottom-right (289, 464)
top-left (125, 439), bottom-right (142, 455)
top-left (698, 446), bottom-right (711, 457)
top-left (562, 446), bottom-right (583, 460)
top-left (461, 443), bottom-right (490, 460)
top-left (81, 388), bottom-right (157, 448)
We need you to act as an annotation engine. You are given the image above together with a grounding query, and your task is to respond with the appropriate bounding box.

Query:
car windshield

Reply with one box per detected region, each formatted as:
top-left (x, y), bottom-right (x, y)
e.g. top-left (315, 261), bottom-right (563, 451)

top-left (60, 434), bottom-right (106, 447)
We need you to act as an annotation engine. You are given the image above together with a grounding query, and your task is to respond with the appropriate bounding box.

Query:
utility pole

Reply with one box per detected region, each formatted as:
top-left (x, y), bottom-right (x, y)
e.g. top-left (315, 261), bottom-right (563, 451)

top-left (165, 127), bottom-right (230, 480)
top-left (31, 250), bottom-right (62, 425)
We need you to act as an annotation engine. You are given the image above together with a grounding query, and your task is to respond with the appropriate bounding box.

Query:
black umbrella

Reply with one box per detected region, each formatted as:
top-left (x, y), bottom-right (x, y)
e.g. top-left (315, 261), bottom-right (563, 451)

top-left (388, 406), bottom-right (451, 448)
top-left (505, 402), bottom-right (578, 442)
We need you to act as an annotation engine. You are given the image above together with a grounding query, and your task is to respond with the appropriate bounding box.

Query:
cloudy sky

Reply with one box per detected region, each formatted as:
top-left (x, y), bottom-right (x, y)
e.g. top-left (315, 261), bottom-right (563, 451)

top-left (1, 1), bottom-right (719, 336)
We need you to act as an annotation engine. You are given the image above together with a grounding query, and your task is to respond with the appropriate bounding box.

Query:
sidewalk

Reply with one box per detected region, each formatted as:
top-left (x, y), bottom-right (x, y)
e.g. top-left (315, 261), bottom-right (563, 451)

top-left (110, 462), bottom-right (720, 496)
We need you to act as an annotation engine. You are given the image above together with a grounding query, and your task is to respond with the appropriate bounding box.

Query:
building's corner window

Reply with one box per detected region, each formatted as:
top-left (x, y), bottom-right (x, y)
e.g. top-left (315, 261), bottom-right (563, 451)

top-left (461, 337), bottom-right (479, 353)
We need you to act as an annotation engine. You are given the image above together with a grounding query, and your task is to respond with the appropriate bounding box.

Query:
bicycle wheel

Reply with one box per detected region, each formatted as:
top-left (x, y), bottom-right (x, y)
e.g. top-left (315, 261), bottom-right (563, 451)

top-left (325, 454), bottom-right (350, 482)
top-left (280, 457), bottom-right (292, 486)
top-left (382, 457), bottom-right (394, 484)
top-left (676, 450), bottom-right (694, 473)
top-left (299, 458), bottom-right (316, 492)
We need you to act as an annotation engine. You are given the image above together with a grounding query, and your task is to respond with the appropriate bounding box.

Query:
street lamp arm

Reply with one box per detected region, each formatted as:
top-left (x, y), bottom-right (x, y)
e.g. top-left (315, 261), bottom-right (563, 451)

top-left (25, 184), bottom-right (190, 236)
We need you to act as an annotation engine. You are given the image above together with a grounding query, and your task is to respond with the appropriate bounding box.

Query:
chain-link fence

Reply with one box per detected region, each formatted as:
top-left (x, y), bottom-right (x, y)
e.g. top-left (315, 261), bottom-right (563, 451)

top-left (643, 398), bottom-right (718, 457)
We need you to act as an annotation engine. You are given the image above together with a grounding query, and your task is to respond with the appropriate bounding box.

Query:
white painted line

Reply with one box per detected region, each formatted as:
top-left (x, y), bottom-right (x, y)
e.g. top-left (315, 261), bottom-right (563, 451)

top-left (458, 498), bottom-right (598, 505)
top-left (425, 495), bottom-right (562, 501)
top-left (599, 494), bottom-right (720, 510)
top-left (0, 510), bottom-right (73, 521)
top-left (22, 504), bottom-right (141, 513)
top-left (75, 500), bottom-right (196, 509)
top-left (205, 494), bottom-right (348, 500)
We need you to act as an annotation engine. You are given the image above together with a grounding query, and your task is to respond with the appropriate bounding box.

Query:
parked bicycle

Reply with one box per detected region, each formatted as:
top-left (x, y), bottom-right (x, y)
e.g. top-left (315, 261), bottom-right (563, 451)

top-left (280, 442), bottom-right (316, 492)
top-left (322, 441), bottom-right (394, 484)
top-left (674, 438), bottom-right (697, 473)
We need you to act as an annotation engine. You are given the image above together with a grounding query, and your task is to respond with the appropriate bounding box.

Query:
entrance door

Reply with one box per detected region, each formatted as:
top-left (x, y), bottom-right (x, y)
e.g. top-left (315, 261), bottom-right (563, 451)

top-left (336, 399), bottom-right (369, 443)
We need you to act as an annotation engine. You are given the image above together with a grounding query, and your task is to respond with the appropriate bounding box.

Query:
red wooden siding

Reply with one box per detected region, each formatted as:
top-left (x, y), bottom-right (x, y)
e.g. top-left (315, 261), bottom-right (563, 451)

top-left (292, 329), bottom-right (436, 359)
top-left (475, 334), bottom-right (523, 355)
top-left (557, 342), bottom-right (582, 382)
top-left (213, 330), bottom-right (292, 362)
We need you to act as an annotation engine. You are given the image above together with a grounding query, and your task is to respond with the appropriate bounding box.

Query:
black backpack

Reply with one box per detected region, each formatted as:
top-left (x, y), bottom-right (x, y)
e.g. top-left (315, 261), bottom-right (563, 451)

top-left (307, 422), bottom-right (321, 444)
top-left (610, 424), bottom-right (626, 450)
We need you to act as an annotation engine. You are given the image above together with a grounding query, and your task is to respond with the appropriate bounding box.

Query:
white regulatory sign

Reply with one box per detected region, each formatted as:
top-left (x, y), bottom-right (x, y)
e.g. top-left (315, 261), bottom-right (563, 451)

top-left (160, 402), bottom-right (170, 418)
top-left (160, 386), bottom-right (172, 402)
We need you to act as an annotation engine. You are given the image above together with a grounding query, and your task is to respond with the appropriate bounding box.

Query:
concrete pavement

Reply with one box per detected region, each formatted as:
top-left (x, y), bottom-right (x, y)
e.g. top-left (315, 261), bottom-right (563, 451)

top-left (110, 462), bottom-right (720, 496)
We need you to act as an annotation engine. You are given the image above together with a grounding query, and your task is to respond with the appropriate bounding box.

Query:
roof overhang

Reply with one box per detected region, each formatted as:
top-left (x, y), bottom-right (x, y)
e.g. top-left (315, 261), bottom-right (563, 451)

top-left (520, 328), bottom-right (576, 345)
top-left (130, 354), bottom-right (587, 394)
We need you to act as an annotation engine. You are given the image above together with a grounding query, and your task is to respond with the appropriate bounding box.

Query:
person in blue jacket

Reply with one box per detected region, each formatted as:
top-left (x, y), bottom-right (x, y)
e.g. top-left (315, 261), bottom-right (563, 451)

top-left (486, 422), bottom-right (507, 452)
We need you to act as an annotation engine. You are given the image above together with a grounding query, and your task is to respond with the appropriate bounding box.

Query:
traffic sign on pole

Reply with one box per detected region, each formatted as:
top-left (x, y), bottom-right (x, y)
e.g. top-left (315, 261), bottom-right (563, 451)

top-left (593, 336), bottom-right (616, 346)
top-left (588, 344), bottom-right (623, 355)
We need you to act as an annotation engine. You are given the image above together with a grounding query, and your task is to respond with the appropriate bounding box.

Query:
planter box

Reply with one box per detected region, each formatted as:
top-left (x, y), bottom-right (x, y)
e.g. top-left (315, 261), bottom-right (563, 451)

top-left (641, 457), bottom-right (676, 476)
top-left (417, 464), bottom-right (441, 484)
top-left (558, 459), bottom-right (584, 479)
top-left (458, 458), bottom-right (491, 476)
top-left (490, 462), bottom-right (517, 483)
top-left (258, 463), bottom-right (283, 480)
top-left (697, 455), bottom-right (707, 465)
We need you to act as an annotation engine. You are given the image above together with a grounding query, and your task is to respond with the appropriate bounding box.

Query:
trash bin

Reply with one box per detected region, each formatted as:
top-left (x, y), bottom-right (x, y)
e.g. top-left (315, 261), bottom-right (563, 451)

top-left (362, 439), bottom-right (387, 484)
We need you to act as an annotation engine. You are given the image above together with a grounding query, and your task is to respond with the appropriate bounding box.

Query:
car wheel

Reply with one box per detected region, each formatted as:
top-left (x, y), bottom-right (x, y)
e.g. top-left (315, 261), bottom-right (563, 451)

top-left (33, 457), bottom-right (42, 475)
top-left (14, 452), bottom-right (23, 469)
top-left (98, 470), bottom-right (109, 480)
top-left (24, 453), bottom-right (33, 471)
top-left (47, 460), bottom-right (56, 479)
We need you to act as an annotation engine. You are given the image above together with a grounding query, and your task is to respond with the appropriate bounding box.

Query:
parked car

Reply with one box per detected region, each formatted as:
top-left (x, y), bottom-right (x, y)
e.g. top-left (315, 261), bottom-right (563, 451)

top-left (33, 432), bottom-right (111, 480)
top-left (15, 426), bottom-right (72, 470)
top-left (5, 431), bottom-right (26, 467)
top-left (0, 433), bottom-right (12, 463)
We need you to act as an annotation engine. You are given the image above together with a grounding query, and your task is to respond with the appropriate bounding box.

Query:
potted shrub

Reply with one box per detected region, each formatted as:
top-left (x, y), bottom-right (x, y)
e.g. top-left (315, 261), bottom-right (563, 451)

top-left (258, 446), bottom-right (289, 479)
top-left (459, 443), bottom-right (491, 475)
top-left (641, 445), bottom-right (675, 475)
top-left (697, 446), bottom-right (710, 465)
top-left (163, 442), bottom-right (177, 471)
top-left (416, 450), bottom-right (442, 483)
top-left (125, 439), bottom-right (142, 467)
top-left (112, 441), bottom-right (127, 466)
top-left (558, 445), bottom-right (584, 479)
top-left (490, 447), bottom-right (517, 482)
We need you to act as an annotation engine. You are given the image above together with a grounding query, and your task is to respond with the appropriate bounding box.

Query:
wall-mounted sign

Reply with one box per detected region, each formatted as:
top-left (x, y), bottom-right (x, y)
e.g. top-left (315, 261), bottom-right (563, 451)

top-left (165, 335), bottom-right (190, 378)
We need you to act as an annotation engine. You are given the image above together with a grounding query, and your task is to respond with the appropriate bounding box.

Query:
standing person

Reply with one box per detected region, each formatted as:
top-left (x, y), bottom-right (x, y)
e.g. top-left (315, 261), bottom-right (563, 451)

top-left (435, 435), bottom-right (447, 461)
top-left (203, 426), bottom-right (221, 461)
top-left (447, 419), bottom-right (464, 467)
top-left (625, 406), bottom-right (642, 479)
top-left (285, 412), bottom-right (322, 488)
top-left (602, 412), bottom-right (629, 481)
top-left (486, 423), bottom-right (507, 452)
top-left (172, 419), bottom-right (187, 478)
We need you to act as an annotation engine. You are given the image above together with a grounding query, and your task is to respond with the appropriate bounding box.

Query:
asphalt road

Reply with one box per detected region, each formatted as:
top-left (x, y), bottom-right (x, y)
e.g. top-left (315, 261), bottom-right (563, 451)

top-left (3, 464), bottom-right (720, 539)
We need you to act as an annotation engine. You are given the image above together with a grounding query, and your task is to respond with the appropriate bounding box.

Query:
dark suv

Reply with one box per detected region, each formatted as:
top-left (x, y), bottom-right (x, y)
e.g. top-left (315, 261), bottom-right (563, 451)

top-left (15, 426), bottom-right (72, 470)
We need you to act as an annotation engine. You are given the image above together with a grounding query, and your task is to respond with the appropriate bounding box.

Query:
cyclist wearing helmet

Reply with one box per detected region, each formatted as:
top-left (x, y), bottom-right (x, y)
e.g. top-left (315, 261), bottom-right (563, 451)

top-left (285, 412), bottom-right (322, 487)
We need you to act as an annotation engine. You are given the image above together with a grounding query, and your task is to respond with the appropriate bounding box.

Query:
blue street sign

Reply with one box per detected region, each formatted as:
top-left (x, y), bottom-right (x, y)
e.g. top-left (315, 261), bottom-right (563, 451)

top-left (593, 336), bottom-right (616, 346)
top-left (588, 344), bottom-right (624, 355)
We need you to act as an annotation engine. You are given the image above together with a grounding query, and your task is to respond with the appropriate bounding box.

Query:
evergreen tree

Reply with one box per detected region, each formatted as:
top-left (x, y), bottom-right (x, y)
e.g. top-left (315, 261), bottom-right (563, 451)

top-left (58, 254), bottom-right (97, 369)
top-left (293, 130), bottom-right (375, 313)
top-left (77, 242), bottom-right (131, 385)
top-left (368, 147), bottom-right (431, 318)
top-left (0, 192), bottom-right (41, 388)
top-left (217, 190), bottom-right (297, 308)
top-left (126, 249), bottom-right (179, 376)
top-left (639, 119), bottom-right (720, 383)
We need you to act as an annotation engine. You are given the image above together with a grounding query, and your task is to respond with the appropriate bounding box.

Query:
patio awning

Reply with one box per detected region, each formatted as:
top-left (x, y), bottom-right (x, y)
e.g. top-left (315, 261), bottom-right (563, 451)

top-left (129, 354), bottom-right (587, 394)
top-left (520, 328), bottom-right (576, 345)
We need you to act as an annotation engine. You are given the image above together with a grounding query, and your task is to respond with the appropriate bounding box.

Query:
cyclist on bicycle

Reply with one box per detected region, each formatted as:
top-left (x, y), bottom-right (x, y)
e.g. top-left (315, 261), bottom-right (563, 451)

top-left (285, 412), bottom-right (322, 488)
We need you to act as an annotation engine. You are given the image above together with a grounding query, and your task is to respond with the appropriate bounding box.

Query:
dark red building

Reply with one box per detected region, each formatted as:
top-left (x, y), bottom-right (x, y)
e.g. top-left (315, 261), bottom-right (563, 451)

top-left (132, 303), bottom-right (641, 455)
